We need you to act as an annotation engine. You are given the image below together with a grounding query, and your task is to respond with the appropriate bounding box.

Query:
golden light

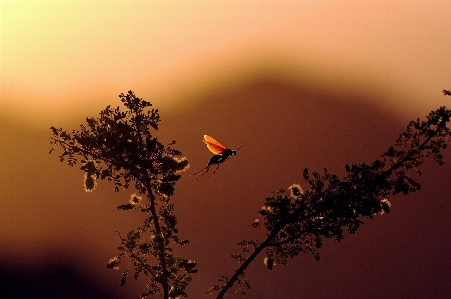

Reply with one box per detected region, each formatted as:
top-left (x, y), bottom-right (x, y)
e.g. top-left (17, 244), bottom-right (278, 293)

top-left (1, 1), bottom-right (451, 298)
top-left (2, 1), bottom-right (450, 128)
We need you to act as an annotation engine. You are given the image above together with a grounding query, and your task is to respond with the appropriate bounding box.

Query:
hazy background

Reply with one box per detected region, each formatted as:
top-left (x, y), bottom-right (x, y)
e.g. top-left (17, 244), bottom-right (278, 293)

top-left (1, 1), bottom-right (450, 298)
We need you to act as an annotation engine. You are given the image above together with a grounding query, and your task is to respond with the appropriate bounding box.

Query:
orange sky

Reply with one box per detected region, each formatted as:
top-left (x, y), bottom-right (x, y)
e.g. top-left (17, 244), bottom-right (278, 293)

top-left (2, 1), bottom-right (451, 125)
top-left (1, 1), bottom-right (451, 299)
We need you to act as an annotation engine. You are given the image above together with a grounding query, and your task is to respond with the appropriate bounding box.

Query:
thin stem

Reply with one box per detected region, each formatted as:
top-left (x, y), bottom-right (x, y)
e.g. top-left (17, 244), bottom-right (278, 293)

top-left (144, 181), bottom-right (170, 299)
top-left (384, 119), bottom-right (446, 177)
top-left (51, 137), bottom-right (115, 165)
top-left (215, 231), bottom-right (276, 299)
top-left (117, 231), bottom-right (158, 281)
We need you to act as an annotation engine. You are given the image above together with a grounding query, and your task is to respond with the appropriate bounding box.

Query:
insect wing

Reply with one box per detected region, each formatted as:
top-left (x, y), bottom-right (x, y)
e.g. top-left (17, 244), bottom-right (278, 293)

top-left (204, 135), bottom-right (227, 155)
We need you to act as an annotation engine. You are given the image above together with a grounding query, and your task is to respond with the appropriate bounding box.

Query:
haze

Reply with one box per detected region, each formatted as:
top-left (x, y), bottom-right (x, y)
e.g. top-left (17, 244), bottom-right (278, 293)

top-left (1, 1), bottom-right (450, 298)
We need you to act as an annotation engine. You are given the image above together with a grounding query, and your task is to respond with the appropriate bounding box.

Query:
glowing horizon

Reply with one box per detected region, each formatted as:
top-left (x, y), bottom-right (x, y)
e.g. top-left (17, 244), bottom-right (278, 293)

top-left (2, 1), bottom-right (450, 128)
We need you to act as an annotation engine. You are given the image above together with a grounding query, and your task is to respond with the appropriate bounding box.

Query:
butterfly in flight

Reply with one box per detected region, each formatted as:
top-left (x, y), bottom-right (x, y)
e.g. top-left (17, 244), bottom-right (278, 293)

top-left (191, 135), bottom-right (245, 181)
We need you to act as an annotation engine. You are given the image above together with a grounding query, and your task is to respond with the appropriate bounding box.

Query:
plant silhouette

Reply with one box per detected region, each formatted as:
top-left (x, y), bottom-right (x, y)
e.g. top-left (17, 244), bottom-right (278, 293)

top-left (50, 91), bottom-right (195, 299)
top-left (50, 90), bottom-right (451, 299)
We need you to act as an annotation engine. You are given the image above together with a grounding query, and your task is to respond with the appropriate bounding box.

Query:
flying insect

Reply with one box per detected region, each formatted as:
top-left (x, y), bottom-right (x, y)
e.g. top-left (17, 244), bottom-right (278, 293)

top-left (191, 135), bottom-right (245, 181)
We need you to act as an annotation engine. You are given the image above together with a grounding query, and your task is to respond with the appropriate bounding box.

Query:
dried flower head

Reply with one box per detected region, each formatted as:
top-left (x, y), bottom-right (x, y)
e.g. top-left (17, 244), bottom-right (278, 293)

top-left (252, 218), bottom-right (261, 228)
top-left (129, 193), bottom-right (142, 205)
top-left (82, 160), bottom-right (97, 192)
top-left (106, 256), bottom-right (120, 270)
top-left (379, 198), bottom-right (392, 214)
top-left (84, 172), bottom-right (97, 192)
top-left (264, 257), bottom-right (275, 270)
top-left (288, 184), bottom-right (304, 198)
top-left (160, 155), bottom-right (190, 174)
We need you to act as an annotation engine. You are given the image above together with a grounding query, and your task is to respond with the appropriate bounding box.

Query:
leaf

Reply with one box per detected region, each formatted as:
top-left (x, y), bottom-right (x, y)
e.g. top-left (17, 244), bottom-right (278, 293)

top-left (117, 203), bottom-right (135, 210)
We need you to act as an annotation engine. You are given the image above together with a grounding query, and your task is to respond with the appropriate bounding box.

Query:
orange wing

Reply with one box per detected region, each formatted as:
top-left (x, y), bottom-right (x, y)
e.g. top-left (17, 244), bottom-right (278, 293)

top-left (203, 135), bottom-right (228, 155)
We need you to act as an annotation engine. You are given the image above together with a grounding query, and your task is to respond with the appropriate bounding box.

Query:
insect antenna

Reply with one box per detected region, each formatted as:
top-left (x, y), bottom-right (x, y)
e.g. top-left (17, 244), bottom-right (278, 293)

top-left (236, 143), bottom-right (246, 151)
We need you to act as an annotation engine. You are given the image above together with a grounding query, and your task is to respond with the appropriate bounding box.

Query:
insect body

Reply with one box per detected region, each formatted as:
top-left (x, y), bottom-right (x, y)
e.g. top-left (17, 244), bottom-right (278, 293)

top-left (191, 135), bottom-right (245, 180)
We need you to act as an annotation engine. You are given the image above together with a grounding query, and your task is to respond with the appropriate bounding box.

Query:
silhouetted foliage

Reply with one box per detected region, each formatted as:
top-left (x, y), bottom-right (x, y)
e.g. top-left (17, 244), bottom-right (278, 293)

top-left (50, 91), bottom-right (194, 299)
top-left (209, 92), bottom-right (451, 298)
top-left (50, 90), bottom-right (450, 299)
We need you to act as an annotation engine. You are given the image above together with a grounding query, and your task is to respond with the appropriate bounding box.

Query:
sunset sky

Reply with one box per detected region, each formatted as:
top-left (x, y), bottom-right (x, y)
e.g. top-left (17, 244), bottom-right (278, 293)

top-left (1, 1), bottom-right (450, 298)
